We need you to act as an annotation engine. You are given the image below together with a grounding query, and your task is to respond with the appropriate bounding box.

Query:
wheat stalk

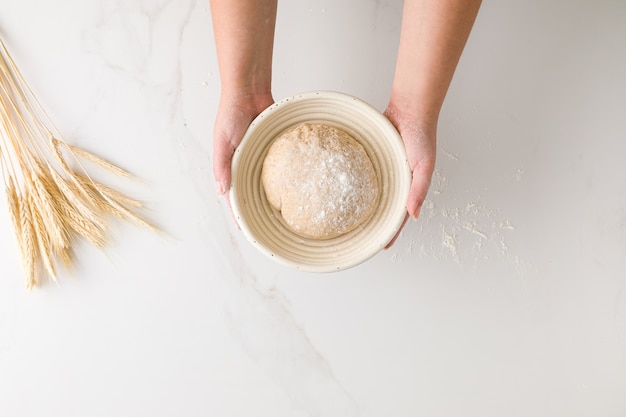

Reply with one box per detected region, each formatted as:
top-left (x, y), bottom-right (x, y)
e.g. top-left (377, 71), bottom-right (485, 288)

top-left (53, 139), bottom-right (133, 178)
top-left (0, 37), bottom-right (155, 288)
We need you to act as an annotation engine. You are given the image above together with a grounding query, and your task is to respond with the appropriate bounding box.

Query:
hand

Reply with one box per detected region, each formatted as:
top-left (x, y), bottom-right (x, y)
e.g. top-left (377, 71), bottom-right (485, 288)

top-left (383, 103), bottom-right (437, 249)
top-left (213, 92), bottom-right (274, 194)
top-left (213, 92), bottom-right (274, 223)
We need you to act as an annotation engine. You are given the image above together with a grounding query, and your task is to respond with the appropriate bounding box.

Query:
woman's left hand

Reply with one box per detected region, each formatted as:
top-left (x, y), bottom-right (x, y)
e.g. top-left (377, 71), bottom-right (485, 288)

top-left (383, 103), bottom-right (437, 248)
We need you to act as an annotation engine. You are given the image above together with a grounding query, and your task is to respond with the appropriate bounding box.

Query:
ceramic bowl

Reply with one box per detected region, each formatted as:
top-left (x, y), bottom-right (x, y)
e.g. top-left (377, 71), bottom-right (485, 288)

top-left (230, 91), bottom-right (411, 272)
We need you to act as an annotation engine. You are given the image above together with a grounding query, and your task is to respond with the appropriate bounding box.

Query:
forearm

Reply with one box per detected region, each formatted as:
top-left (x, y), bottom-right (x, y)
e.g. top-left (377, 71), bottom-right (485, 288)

top-left (210, 0), bottom-right (277, 97)
top-left (390, 0), bottom-right (481, 123)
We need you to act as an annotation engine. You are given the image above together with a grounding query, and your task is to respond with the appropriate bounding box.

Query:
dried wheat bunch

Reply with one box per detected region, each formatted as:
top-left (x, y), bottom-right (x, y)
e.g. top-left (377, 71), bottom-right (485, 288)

top-left (0, 38), bottom-right (155, 288)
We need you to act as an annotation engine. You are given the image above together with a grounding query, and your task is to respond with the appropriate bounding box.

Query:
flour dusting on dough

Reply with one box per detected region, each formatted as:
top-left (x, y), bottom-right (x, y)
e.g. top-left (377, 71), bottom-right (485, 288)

top-left (262, 123), bottom-right (378, 239)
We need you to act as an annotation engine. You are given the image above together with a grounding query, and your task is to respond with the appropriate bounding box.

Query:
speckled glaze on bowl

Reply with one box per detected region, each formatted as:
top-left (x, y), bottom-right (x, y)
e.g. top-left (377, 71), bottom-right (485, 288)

top-left (229, 91), bottom-right (411, 272)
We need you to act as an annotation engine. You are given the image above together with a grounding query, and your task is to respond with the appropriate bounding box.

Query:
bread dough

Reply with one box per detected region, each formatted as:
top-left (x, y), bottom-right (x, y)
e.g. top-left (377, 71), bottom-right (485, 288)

top-left (262, 122), bottom-right (378, 239)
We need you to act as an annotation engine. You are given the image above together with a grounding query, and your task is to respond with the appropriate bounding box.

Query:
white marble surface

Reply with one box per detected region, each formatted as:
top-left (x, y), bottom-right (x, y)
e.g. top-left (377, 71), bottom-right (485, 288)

top-left (1, 1), bottom-right (625, 416)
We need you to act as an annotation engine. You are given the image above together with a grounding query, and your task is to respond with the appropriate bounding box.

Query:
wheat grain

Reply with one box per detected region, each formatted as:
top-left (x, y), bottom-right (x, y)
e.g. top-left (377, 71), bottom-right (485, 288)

top-left (18, 189), bottom-right (39, 288)
top-left (6, 177), bottom-right (23, 249)
top-left (75, 173), bottom-right (156, 231)
top-left (30, 169), bottom-right (70, 251)
top-left (53, 183), bottom-right (109, 249)
top-left (49, 169), bottom-right (107, 231)
top-left (35, 170), bottom-right (78, 266)
top-left (89, 180), bottom-right (143, 209)
top-left (27, 186), bottom-right (57, 282)
top-left (57, 190), bottom-right (109, 248)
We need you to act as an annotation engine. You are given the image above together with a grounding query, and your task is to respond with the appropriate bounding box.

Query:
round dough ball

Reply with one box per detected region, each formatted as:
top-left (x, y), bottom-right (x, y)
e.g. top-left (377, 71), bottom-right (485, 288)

top-left (262, 122), bottom-right (379, 239)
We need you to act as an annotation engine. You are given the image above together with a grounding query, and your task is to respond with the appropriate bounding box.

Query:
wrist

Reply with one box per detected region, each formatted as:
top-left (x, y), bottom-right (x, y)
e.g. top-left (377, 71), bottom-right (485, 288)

top-left (219, 88), bottom-right (274, 113)
top-left (386, 91), bottom-right (439, 134)
top-left (221, 79), bottom-right (272, 98)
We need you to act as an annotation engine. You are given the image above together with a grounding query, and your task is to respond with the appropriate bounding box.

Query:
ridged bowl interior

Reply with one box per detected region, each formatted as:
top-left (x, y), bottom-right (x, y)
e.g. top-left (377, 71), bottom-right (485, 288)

top-left (230, 91), bottom-right (411, 272)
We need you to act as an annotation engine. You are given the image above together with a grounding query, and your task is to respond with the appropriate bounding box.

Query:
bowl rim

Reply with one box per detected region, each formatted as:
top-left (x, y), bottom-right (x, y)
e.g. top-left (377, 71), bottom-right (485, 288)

top-left (229, 90), bottom-right (411, 272)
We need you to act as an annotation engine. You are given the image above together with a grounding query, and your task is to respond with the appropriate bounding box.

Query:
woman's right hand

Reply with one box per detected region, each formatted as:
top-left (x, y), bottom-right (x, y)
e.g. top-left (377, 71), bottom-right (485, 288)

top-left (213, 92), bottom-right (274, 197)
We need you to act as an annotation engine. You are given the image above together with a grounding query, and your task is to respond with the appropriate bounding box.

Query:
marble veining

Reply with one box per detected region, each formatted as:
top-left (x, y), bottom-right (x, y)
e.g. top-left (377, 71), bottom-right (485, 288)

top-left (80, 1), bottom-right (358, 414)
top-left (1, 1), bottom-right (626, 416)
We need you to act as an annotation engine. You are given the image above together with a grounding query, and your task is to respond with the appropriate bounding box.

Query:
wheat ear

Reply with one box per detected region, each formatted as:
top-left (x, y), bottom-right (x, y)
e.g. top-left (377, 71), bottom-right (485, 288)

top-left (18, 188), bottom-right (39, 288)
top-left (30, 168), bottom-right (70, 252)
top-left (48, 168), bottom-right (109, 247)
top-left (53, 138), bottom-right (133, 178)
top-left (27, 184), bottom-right (57, 283)
top-left (6, 177), bottom-right (23, 248)
top-left (75, 173), bottom-right (157, 231)
top-left (1, 37), bottom-right (156, 288)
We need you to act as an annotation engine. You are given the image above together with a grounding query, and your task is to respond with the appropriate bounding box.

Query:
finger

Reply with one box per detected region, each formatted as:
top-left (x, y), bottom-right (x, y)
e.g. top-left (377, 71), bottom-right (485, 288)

top-left (407, 163), bottom-right (433, 219)
top-left (385, 164), bottom-right (432, 249)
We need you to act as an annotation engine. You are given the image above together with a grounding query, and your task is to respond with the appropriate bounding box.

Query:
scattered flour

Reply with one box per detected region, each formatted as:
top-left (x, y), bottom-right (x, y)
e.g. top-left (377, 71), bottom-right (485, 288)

top-left (402, 158), bottom-right (531, 277)
top-left (441, 148), bottom-right (460, 161)
top-left (430, 170), bottom-right (448, 195)
top-left (442, 229), bottom-right (459, 260)
top-left (417, 195), bottom-right (517, 266)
